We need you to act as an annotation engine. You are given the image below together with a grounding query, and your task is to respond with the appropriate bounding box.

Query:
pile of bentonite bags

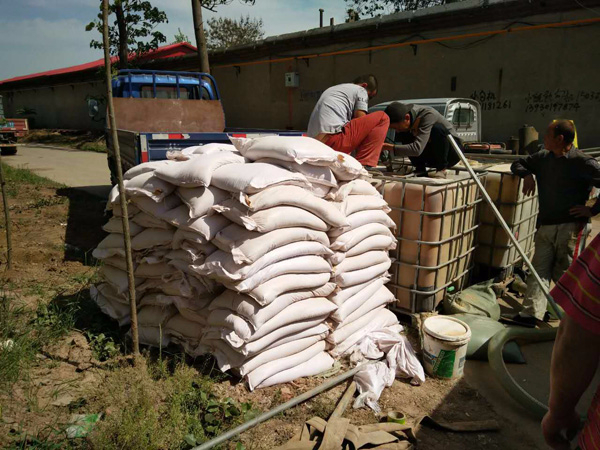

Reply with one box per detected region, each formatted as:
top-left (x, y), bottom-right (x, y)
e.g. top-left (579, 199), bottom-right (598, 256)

top-left (91, 136), bottom-right (399, 390)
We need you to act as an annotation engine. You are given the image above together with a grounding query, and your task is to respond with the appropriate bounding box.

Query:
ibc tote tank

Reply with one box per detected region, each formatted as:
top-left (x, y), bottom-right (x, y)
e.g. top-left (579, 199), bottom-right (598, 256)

top-left (475, 164), bottom-right (539, 271)
top-left (375, 172), bottom-right (484, 314)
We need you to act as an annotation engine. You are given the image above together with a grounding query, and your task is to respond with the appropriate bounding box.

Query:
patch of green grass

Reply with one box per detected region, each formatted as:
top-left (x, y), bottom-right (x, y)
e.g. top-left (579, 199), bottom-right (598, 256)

top-left (79, 142), bottom-right (107, 153)
top-left (1, 163), bottom-right (63, 189)
top-left (88, 361), bottom-right (259, 449)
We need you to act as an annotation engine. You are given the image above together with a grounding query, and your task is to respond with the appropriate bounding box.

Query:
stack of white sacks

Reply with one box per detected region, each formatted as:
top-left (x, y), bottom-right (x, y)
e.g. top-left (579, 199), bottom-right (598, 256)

top-left (326, 179), bottom-right (399, 357)
top-left (91, 136), bottom-right (402, 390)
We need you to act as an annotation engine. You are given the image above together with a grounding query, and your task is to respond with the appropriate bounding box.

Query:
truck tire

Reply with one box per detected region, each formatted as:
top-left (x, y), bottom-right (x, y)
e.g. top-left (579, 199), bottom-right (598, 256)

top-left (1, 146), bottom-right (18, 156)
top-left (107, 156), bottom-right (118, 186)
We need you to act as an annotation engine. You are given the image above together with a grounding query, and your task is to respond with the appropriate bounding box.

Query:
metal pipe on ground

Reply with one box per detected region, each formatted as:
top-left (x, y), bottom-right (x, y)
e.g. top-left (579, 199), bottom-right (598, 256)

top-left (191, 363), bottom-right (370, 450)
top-left (447, 135), bottom-right (563, 319)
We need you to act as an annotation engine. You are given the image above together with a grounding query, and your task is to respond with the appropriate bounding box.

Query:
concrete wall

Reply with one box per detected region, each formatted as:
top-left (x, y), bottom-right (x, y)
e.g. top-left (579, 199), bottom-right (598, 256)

top-left (213, 9), bottom-right (600, 148)
top-left (2, 81), bottom-right (106, 130)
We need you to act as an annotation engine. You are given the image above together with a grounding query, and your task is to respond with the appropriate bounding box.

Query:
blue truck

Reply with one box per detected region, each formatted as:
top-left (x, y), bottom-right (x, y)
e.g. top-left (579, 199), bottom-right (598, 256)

top-left (106, 69), bottom-right (303, 184)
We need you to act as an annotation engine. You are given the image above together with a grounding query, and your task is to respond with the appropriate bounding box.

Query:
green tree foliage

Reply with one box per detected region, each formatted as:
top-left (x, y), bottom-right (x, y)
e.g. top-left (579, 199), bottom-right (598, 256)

top-left (205, 15), bottom-right (264, 51)
top-left (345, 0), bottom-right (462, 17)
top-left (86, 0), bottom-right (168, 68)
top-left (173, 27), bottom-right (191, 44)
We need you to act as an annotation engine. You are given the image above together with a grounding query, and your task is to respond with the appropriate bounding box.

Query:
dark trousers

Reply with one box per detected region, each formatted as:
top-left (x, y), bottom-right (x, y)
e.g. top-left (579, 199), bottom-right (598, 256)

top-left (409, 123), bottom-right (461, 172)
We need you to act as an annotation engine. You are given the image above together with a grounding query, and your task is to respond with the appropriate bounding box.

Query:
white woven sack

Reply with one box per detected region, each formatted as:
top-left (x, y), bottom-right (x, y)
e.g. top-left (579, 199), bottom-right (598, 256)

top-left (173, 295), bottom-right (214, 324)
top-left (172, 228), bottom-right (213, 248)
top-left (346, 234), bottom-right (397, 257)
top-left (329, 210), bottom-right (396, 238)
top-left (327, 178), bottom-right (380, 201)
top-left (329, 308), bottom-right (399, 358)
top-left (134, 261), bottom-right (178, 279)
top-left (209, 297), bottom-right (336, 343)
top-left (131, 228), bottom-right (175, 251)
top-left (247, 340), bottom-right (327, 391)
top-left (211, 163), bottom-right (310, 194)
top-left (216, 316), bottom-right (327, 354)
top-left (90, 285), bottom-right (131, 326)
top-left (176, 185), bottom-right (230, 219)
top-left (327, 306), bottom-right (387, 345)
top-left (328, 275), bottom-right (389, 306)
top-left (165, 313), bottom-right (204, 343)
top-left (137, 273), bottom-right (194, 297)
top-left (106, 184), bottom-right (122, 209)
top-left (99, 265), bottom-right (143, 294)
top-left (137, 305), bottom-right (178, 347)
top-left (214, 224), bottom-right (329, 265)
top-left (204, 323), bottom-right (330, 369)
top-left (340, 286), bottom-right (395, 325)
top-left (200, 241), bottom-right (332, 282)
top-left (335, 260), bottom-right (392, 288)
top-left (330, 278), bottom-right (387, 321)
top-left (255, 158), bottom-right (337, 188)
top-left (112, 203), bottom-right (139, 218)
top-left (256, 351), bottom-right (334, 389)
top-left (131, 212), bottom-right (170, 230)
top-left (181, 143), bottom-right (238, 156)
top-left (154, 152), bottom-right (246, 187)
top-left (336, 195), bottom-right (391, 216)
top-left (238, 334), bottom-right (326, 377)
top-left (226, 255), bottom-right (331, 293)
top-left (137, 250), bottom-right (168, 265)
top-left (247, 272), bottom-right (332, 306)
top-left (138, 292), bottom-right (180, 308)
top-left (124, 160), bottom-right (174, 180)
top-left (93, 233), bottom-right (125, 259)
top-left (309, 183), bottom-right (332, 198)
top-left (237, 186), bottom-right (348, 228)
top-left (208, 283), bottom-right (336, 329)
top-left (214, 200), bottom-right (328, 233)
top-left (102, 256), bottom-right (132, 271)
top-left (162, 205), bottom-right (231, 241)
top-left (334, 250), bottom-right (390, 276)
top-left (130, 194), bottom-right (182, 221)
top-left (230, 136), bottom-right (339, 164)
top-left (125, 171), bottom-right (175, 202)
top-left (330, 223), bottom-right (395, 252)
top-left (102, 216), bottom-right (144, 236)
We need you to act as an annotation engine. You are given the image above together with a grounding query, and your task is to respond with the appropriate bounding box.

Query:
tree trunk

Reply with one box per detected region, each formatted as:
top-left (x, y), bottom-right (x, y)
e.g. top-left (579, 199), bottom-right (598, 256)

top-left (191, 0), bottom-right (210, 74)
top-left (115, 0), bottom-right (129, 69)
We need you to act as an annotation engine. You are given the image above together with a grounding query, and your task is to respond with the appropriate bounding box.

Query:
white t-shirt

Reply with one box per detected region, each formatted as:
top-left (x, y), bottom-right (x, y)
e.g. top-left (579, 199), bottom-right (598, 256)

top-left (307, 84), bottom-right (369, 137)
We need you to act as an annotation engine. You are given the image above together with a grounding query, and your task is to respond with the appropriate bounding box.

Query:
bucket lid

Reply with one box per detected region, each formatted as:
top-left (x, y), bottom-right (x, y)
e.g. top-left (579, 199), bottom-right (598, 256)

top-left (423, 316), bottom-right (471, 343)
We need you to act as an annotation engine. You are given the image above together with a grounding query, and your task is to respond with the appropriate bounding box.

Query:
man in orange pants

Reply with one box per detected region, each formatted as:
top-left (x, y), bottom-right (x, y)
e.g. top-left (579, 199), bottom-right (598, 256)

top-left (307, 75), bottom-right (389, 168)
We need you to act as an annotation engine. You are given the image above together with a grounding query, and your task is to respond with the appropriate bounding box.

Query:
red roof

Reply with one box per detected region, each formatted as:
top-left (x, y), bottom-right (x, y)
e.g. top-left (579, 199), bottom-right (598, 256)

top-left (0, 42), bottom-right (197, 86)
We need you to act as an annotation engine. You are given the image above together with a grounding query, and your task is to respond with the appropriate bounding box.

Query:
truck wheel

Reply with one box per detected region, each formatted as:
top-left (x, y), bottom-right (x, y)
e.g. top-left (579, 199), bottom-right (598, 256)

top-left (107, 157), bottom-right (118, 186)
top-left (1, 146), bottom-right (18, 156)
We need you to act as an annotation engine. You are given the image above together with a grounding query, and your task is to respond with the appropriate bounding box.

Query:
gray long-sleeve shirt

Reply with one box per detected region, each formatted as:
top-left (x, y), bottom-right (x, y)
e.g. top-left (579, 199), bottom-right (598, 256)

top-left (393, 104), bottom-right (458, 157)
top-left (511, 147), bottom-right (600, 225)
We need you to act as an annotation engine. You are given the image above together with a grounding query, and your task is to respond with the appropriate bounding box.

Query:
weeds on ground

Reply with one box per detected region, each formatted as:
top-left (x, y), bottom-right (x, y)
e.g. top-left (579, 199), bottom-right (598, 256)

top-left (88, 361), bottom-right (259, 449)
top-left (79, 142), bottom-right (107, 153)
top-left (1, 163), bottom-right (63, 197)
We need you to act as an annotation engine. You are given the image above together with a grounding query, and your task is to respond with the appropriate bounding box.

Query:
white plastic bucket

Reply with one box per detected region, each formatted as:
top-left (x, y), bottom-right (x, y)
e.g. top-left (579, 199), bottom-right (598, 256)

top-left (422, 315), bottom-right (471, 379)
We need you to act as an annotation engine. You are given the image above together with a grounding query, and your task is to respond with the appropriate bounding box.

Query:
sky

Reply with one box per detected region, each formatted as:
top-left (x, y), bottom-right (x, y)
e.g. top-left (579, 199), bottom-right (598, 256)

top-left (0, 0), bottom-right (349, 81)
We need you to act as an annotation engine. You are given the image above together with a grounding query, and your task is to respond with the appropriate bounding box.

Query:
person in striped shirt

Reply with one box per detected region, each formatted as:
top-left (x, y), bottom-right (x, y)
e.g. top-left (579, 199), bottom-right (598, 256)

top-left (542, 233), bottom-right (600, 449)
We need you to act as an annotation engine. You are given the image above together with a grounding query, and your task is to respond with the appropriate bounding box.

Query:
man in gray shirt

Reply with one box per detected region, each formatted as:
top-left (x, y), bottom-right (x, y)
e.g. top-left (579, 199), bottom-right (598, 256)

top-left (307, 75), bottom-right (390, 168)
top-left (382, 102), bottom-right (461, 175)
top-left (509, 120), bottom-right (600, 327)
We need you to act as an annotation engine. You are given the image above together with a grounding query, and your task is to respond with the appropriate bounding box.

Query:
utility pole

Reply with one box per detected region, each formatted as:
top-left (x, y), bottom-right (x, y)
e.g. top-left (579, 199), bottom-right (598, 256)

top-left (0, 155), bottom-right (12, 270)
top-left (102, 0), bottom-right (140, 357)
top-left (191, 0), bottom-right (211, 73)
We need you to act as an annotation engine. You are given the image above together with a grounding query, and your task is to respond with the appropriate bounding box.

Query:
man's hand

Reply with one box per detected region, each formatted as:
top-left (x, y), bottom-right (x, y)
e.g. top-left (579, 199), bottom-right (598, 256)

top-left (382, 143), bottom-right (395, 153)
top-left (542, 409), bottom-right (580, 450)
top-left (522, 174), bottom-right (536, 196)
top-left (570, 205), bottom-right (593, 218)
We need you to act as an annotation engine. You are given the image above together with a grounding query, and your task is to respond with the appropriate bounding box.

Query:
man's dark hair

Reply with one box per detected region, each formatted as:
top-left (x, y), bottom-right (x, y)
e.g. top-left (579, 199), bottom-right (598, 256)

top-left (552, 120), bottom-right (575, 145)
top-left (353, 74), bottom-right (378, 92)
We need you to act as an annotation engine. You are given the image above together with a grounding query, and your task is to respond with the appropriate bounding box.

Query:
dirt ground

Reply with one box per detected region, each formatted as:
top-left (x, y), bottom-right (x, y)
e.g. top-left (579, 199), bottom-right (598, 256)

top-left (20, 129), bottom-right (106, 153)
top-left (0, 166), bottom-right (545, 449)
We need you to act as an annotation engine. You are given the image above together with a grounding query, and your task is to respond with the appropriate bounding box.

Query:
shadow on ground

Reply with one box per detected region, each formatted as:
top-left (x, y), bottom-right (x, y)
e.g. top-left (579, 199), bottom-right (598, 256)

top-left (56, 187), bottom-right (107, 265)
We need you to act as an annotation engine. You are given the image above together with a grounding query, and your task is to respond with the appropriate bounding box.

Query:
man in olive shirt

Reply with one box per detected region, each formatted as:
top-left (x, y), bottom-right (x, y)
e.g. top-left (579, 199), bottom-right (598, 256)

top-left (382, 102), bottom-right (461, 175)
top-left (510, 120), bottom-right (600, 326)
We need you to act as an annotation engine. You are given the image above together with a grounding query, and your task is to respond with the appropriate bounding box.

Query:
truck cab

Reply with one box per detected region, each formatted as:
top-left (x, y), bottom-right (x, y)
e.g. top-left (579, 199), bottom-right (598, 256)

top-left (112, 70), bottom-right (219, 101)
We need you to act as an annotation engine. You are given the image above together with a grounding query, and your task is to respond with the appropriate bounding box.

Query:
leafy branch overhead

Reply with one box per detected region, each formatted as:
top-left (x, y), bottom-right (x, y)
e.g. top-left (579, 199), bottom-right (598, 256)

top-left (206, 15), bottom-right (264, 51)
top-left (345, 0), bottom-right (458, 16)
top-left (86, 0), bottom-right (168, 68)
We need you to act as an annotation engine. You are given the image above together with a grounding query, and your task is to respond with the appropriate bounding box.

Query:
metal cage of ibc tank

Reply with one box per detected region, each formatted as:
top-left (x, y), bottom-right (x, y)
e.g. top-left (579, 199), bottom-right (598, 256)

top-left (475, 164), bottom-right (539, 275)
top-left (374, 170), bottom-right (486, 314)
